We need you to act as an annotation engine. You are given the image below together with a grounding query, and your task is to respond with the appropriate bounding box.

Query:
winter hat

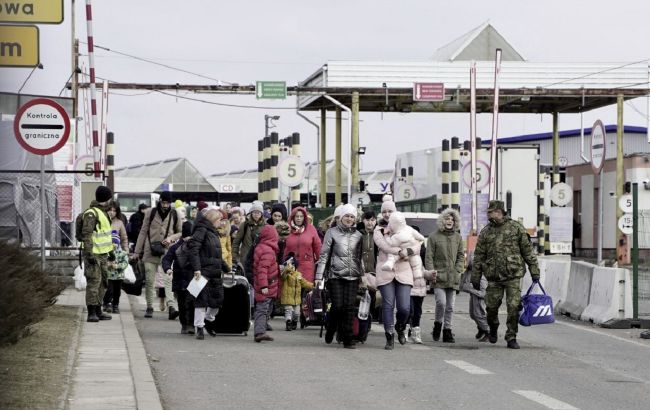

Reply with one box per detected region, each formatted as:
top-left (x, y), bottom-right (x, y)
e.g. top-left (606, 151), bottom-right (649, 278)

top-left (333, 204), bottom-right (345, 218)
top-left (174, 199), bottom-right (184, 209)
top-left (138, 203), bottom-right (149, 211)
top-left (249, 200), bottom-right (264, 214)
top-left (111, 230), bottom-right (120, 246)
top-left (160, 191), bottom-right (173, 203)
top-left (271, 203), bottom-right (288, 221)
top-left (381, 196), bottom-right (397, 213)
top-left (182, 221), bottom-right (193, 238)
top-left (230, 206), bottom-right (243, 216)
top-left (340, 204), bottom-right (357, 218)
top-left (95, 186), bottom-right (112, 203)
top-left (274, 220), bottom-right (290, 240)
top-left (197, 201), bottom-right (208, 211)
top-left (487, 200), bottom-right (507, 214)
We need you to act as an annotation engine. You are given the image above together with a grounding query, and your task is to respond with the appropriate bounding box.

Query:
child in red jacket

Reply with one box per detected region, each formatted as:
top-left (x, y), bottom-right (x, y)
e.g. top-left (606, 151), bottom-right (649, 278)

top-left (253, 225), bottom-right (280, 342)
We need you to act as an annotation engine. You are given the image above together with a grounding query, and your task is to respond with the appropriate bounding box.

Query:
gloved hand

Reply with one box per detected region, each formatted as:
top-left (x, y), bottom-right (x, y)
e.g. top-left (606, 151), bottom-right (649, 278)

top-left (531, 274), bottom-right (540, 282)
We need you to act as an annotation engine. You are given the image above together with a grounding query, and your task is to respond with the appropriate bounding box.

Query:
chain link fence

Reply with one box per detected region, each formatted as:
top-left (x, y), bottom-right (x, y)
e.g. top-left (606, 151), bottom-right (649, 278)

top-left (0, 171), bottom-right (89, 254)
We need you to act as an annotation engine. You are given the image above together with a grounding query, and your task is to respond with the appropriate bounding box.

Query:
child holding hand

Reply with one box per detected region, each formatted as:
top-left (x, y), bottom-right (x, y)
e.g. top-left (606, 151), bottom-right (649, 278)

top-left (280, 254), bottom-right (313, 331)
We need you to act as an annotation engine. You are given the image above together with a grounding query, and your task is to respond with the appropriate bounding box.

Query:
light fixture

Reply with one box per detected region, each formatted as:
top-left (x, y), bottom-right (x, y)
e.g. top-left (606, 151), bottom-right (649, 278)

top-left (17, 63), bottom-right (44, 94)
top-left (358, 146), bottom-right (366, 155)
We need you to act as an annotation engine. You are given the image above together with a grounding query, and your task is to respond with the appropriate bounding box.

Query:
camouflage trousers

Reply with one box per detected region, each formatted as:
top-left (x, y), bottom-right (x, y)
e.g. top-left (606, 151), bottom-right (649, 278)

top-left (84, 253), bottom-right (109, 306)
top-left (485, 278), bottom-right (521, 342)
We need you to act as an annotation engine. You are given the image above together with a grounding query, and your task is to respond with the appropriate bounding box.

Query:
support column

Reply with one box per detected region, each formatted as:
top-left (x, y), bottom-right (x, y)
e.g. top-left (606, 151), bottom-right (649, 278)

top-left (441, 139), bottom-right (450, 210)
top-left (291, 132), bottom-right (301, 204)
top-left (616, 94), bottom-right (625, 261)
top-left (257, 139), bottom-right (264, 201)
top-left (106, 131), bottom-right (114, 192)
top-left (553, 112), bottom-right (560, 185)
top-left (451, 137), bottom-right (460, 210)
top-left (319, 108), bottom-right (327, 207)
top-left (351, 91), bottom-right (360, 194)
top-left (263, 135), bottom-right (271, 203)
top-left (335, 107), bottom-right (342, 206)
top-left (270, 132), bottom-right (279, 203)
top-left (537, 169), bottom-right (546, 254)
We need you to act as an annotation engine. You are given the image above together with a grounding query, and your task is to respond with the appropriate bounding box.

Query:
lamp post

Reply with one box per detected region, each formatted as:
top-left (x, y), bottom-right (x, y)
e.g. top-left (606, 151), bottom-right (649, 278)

top-left (264, 114), bottom-right (280, 138)
top-left (17, 63), bottom-right (44, 94)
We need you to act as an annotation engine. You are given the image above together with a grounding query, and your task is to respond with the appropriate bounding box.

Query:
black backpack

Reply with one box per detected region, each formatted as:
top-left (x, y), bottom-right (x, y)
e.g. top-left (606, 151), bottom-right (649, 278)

top-left (174, 240), bottom-right (192, 272)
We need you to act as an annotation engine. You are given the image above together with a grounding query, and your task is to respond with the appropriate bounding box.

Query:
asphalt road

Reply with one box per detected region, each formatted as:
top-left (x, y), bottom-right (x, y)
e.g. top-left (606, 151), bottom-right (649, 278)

top-left (132, 293), bottom-right (650, 410)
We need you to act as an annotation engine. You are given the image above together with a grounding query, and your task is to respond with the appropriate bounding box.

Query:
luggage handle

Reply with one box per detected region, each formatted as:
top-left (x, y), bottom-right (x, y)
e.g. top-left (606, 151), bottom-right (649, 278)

top-left (525, 280), bottom-right (547, 296)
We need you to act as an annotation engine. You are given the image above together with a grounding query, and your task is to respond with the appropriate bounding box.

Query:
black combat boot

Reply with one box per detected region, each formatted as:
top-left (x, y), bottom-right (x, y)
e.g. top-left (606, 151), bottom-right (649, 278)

top-left (384, 332), bottom-right (395, 350)
top-left (286, 320), bottom-right (292, 331)
top-left (442, 328), bottom-right (455, 343)
top-left (86, 305), bottom-right (99, 322)
top-left (507, 339), bottom-right (520, 349)
top-left (196, 327), bottom-right (205, 340)
top-left (432, 321), bottom-right (442, 341)
top-left (488, 325), bottom-right (498, 344)
top-left (95, 305), bottom-right (112, 320)
top-left (475, 326), bottom-right (484, 339)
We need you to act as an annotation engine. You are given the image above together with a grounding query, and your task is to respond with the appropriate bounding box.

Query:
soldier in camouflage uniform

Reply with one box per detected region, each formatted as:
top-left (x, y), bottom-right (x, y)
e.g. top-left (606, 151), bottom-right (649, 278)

top-left (82, 186), bottom-right (115, 322)
top-left (471, 200), bottom-right (540, 349)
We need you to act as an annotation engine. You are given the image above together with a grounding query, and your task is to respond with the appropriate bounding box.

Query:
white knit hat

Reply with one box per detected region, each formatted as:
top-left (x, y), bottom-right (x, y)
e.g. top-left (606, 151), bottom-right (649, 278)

top-left (340, 204), bottom-right (357, 218)
top-left (333, 204), bottom-right (345, 218)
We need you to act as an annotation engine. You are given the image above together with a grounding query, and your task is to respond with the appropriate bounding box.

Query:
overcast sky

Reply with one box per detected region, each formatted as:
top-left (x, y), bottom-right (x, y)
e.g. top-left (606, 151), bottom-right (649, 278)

top-left (2, 0), bottom-right (650, 176)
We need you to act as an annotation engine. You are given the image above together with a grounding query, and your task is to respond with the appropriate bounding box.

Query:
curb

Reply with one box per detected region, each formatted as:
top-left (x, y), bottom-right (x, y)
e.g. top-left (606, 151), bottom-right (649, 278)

top-left (59, 305), bottom-right (83, 410)
top-left (124, 295), bottom-right (163, 410)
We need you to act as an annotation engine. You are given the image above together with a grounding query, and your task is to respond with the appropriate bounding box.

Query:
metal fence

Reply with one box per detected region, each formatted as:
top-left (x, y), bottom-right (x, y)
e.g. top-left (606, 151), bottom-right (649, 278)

top-left (0, 171), bottom-right (89, 252)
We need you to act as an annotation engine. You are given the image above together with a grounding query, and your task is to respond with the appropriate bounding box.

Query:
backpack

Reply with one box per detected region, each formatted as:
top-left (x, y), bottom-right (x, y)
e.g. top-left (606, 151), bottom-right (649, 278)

top-left (174, 240), bottom-right (192, 272)
top-left (75, 208), bottom-right (99, 242)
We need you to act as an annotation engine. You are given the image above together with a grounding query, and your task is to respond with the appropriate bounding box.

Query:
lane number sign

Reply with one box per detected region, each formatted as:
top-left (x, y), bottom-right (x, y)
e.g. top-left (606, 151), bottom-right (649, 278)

top-left (278, 156), bottom-right (305, 187)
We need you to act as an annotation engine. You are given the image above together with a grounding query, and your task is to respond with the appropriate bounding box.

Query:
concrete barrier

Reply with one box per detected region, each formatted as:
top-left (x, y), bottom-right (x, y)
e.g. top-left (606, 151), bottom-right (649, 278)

top-left (557, 261), bottom-right (594, 318)
top-left (521, 256), bottom-right (571, 309)
top-left (580, 267), bottom-right (633, 324)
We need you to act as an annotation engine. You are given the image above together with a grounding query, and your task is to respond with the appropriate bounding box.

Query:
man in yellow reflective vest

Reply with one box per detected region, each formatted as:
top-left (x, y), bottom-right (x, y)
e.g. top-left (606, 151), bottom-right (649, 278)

top-left (82, 186), bottom-right (115, 322)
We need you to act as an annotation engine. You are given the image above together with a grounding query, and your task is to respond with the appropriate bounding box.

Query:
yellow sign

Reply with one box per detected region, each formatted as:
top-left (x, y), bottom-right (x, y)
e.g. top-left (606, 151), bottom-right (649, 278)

top-left (0, 24), bottom-right (39, 67)
top-left (0, 1), bottom-right (63, 24)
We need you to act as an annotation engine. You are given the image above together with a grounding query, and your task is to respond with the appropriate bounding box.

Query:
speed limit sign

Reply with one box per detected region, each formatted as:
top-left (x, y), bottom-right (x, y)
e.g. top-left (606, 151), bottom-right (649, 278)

top-left (550, 183), bottom-right (572, 206)
top-left (278, 156), bottom-right (305, 187)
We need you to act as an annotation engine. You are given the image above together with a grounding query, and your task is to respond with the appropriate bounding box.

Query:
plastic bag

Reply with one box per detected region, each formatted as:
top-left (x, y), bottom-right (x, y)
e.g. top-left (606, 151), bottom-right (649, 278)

top-left (358, 290), bottom-right (371, 320)
top-left (123, 264), bottom-right (136, 284)
top-left (74, 264), bottom-right (87, 291)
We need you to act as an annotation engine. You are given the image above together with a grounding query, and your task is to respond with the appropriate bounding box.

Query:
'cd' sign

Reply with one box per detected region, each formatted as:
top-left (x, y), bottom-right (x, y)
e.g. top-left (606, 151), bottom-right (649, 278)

top-left (14, 98), bottom-right (70, 155)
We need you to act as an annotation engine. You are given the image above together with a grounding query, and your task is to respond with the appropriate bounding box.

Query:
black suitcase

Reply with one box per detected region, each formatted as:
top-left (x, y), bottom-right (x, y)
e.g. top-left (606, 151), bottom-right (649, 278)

top-left (205, 273), bottom-right (251, 336)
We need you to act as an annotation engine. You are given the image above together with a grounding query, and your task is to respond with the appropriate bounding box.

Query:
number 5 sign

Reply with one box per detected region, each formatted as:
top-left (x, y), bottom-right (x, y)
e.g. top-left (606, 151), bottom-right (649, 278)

top-left (550, 182), bottom-right (572, 206)
top-left (278, 156), bottom-right (305, 187)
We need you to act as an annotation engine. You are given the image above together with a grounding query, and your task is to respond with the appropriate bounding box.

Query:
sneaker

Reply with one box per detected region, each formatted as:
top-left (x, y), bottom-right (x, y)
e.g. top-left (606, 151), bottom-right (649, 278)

top-left (144, 307), bottom-right (153, 318)
top-left (168, 306), bottom-right (180, 321)
top-left (102, 304), bottom-right (112, 313)
top-left (507, 339), bottom-right (520, 349)
top-left (206, 327), bottom-right (217, 337)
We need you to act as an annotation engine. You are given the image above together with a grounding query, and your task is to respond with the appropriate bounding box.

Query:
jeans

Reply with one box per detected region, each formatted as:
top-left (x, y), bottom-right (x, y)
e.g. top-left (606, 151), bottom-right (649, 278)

top-left (378, 279), bottom-right (412, 334)
top-left (434, 288), bottom-right (456, 329)
top-left (409, 296), bottom-right (424, 327)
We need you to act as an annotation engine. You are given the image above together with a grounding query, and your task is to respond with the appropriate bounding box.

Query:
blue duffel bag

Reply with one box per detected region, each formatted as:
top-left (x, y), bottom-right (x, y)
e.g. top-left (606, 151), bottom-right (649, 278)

top-left (519, 281), bottom-right (555, 326)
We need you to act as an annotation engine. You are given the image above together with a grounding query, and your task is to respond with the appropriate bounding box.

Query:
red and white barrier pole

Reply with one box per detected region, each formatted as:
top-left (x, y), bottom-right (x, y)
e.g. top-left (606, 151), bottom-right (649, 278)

top-left (85, 0), bottom-right (101, 178)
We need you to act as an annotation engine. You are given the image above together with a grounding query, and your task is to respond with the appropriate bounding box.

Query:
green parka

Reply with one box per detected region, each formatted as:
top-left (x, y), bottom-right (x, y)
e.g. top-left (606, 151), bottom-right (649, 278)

top-left (424, 209), bottom-right (465, 290)
top-left (232, 214), bottom-right (266, 265)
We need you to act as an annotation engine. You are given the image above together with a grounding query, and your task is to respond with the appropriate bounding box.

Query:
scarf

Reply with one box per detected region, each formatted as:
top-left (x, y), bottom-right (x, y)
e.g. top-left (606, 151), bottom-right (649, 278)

top-left (290, 221), bottom-right (305, 234)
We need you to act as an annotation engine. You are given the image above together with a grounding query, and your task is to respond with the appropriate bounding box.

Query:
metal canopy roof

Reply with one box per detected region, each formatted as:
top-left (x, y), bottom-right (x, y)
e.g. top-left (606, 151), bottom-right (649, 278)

top-left (297, 60), bottom-right (650, 114)
top-left (431, 22), bottom-right (525, 62)
top-left (115, 158), bottom-right (216, 193)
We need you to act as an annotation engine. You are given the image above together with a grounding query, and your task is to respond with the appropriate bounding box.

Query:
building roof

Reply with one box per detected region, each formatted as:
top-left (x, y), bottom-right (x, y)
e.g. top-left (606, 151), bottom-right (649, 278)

top-left (115, 158), bottom-right (216, 193)
top-left (489, 125), bottom-right (648, 144)
top-left (431, 22), bottom-right (525, 62)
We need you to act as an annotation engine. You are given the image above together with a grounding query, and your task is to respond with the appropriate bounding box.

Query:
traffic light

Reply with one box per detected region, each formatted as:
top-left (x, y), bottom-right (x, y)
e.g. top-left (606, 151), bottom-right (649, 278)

top-left (624, 181), bottom-right (631, 193)
top-left (359, 180), bottom-right (366, 192)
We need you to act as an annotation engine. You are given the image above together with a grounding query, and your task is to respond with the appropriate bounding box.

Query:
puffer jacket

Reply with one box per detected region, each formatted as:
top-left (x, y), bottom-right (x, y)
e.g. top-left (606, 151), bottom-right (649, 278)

top-left (425, 209), bottom-right (465, 290)
top-left (218, 219), bottom-right (232, 268)
top-left (283, 207), bottom-right (322, 283)
top-left (232, 214), bottom-right (266, 265)
top-left (280, 267), bottom-right (314, 306)
top-left (253, 225), bottom-right (280, 302)
top-left (315, 222), bottom-right (363, 281)
top-left (373, 218), bottom-right (416, 287)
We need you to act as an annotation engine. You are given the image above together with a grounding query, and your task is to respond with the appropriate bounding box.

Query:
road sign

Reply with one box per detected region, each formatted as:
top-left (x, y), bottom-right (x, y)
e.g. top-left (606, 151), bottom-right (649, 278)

top-left (590, 119), bottom-right (606, 174)
top-left (0, 0), bottom-right (63, 24)
top-left (618, 213), bottom-right (633, 235)
top-left (395, 183), bottom-right (416, 202)
top-left (351, 192), bottom-right (371, 206)
top-left (73, 154), bottom-right (95, 182)
top-left (0, 24), bottom-right (39, 67)
top-left (256, 81), bottom-right (286, 99)
top-left (550, 183), bottom-right (573, 206)
top-left (14, 98), bottom-right (70, 155)
top-left (278, 156), bottom-right (305, 187)
top-left (461, 160), bottom-right (490, 190)
top-left (413, 82), bottom-right (445, 102)
top-left (618, 194), bottom-right (633, 213)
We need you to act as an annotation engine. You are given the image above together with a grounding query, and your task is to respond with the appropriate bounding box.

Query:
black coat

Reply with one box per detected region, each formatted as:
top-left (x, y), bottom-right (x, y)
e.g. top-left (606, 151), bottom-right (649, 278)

top-left (128, 211), bottom-right (145, 244)
top-left (161, 239), bottom-right (191, 292)
top-left (187, 217), bottom-right (229, 308)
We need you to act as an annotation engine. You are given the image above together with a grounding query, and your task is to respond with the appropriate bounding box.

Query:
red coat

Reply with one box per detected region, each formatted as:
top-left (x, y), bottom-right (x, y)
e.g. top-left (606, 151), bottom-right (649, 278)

top-left (254, 225), bottom-right (280, 302)
top-left (283, 207), bottom-right (322, 283)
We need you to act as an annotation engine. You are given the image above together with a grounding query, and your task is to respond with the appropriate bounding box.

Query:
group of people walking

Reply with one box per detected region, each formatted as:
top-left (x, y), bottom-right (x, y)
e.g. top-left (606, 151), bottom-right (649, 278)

top-left (81, 186), bottom-right (541, 350)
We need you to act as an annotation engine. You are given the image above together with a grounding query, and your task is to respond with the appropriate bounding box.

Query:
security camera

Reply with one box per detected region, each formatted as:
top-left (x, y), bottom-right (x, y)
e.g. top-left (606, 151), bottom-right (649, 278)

top-left (643, 178), bottom-right (649, 185)
top-left (609, 191), bottom-right (615, 197)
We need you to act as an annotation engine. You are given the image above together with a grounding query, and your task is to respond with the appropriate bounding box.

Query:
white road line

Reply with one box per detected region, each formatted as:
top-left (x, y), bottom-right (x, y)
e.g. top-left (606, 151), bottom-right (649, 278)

top-left (513, 390), bottom-right (578, 410)
top-left (554, 320), bottom-right (650, 349)
top-left (445, 360), bottom-right (493, 375)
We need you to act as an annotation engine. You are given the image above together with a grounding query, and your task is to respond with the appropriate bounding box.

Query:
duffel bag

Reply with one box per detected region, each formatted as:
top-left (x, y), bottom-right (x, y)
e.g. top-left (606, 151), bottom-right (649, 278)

top-left (519, 281), bottom-right (554, 326)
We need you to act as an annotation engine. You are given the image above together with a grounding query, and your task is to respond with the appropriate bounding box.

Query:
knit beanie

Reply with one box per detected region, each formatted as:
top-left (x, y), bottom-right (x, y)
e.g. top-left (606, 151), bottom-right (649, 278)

top-left (380, 196), bottom-right (397, 213)
top-left (340, 204), bottom-right (357, 218)
top-left (333, 204), bottom-right (345, 218)
top-left (197, 201), bottom-right (208, 211)
top-left (249, 200), bottom-right (264, 214)
top-left (182, 221), bottom-right (193, 238)
top-left (271, 203), bottom-right (288, 221)
top-left (174, 199), bottom-right (184, 209)
top-left (95, 186), bottom-right (112, 203)
top-left (160, 191), bottom-right (173, 203)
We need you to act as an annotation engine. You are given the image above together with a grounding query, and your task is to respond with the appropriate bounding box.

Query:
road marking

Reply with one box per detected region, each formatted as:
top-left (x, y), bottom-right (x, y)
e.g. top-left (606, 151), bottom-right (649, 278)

top-left (513, 390), bottom-right (578, 410)
top-left (445, 360), bottom-right (493, 375)
top-left (554, 320), bottom-right (650, 349)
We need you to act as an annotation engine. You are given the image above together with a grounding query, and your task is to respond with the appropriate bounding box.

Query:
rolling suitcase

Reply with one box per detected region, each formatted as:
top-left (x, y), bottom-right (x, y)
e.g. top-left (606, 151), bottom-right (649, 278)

top-left (205, 272), bottom-right (251, 336)
top-left (301, 288), bottom-right (326, 329)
